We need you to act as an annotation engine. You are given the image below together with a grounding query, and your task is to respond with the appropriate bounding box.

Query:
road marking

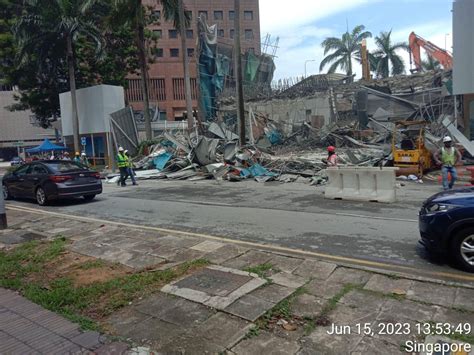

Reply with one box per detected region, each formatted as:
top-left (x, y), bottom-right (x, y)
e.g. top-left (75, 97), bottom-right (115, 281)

top-left (335, 213), bottom-right (418, 223)
top-left (6, 204), bottom-right (474, 283)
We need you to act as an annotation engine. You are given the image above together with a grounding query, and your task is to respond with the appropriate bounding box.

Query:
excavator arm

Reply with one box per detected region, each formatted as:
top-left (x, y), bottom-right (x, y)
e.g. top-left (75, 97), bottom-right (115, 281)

top-left (409, 32), bottom-right (453, 72)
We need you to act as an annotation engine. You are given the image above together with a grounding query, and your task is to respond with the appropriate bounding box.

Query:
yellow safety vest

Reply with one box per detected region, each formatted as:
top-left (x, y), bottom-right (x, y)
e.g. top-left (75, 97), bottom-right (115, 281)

top-left (441, 147), bottom-right (456, 166)
top-left (117, 153), bottom-right (128, 168)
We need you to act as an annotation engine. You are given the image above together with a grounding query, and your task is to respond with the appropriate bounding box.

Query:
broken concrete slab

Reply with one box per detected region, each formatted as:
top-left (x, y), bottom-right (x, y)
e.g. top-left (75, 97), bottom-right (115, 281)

top-left (325, 267), bottom-right (372, 286)
top-left (222, 250), bottom-right (274, 270)
top-left (305, 279), bottom-right (345, 300)
top-left (267, 254), bottom-right (305, 274)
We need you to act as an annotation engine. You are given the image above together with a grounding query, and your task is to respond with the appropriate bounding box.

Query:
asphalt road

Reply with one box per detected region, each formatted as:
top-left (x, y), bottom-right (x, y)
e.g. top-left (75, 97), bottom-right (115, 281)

top-left (6, 178), bottom-right (474, 284)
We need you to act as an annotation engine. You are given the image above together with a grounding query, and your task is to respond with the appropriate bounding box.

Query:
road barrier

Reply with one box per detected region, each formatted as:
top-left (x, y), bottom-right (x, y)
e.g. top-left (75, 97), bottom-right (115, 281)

top-left (325, 167), bottom-right (399, 203)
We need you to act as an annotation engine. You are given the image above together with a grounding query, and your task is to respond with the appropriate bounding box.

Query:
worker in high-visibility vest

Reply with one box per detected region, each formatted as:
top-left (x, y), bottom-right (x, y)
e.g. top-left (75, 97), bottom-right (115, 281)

top-left (434, 136), bottom-right (462, 190)
top-left (116, 147), bottom-right (129, 187)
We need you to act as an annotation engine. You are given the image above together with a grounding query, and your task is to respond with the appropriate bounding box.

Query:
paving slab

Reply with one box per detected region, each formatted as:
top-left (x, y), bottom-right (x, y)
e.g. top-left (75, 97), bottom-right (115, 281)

top-left (267, 254), bottom-right (305, 274)
top-left (161, 266), bottom-right (266, 310)
top-left (122, 254), bottom-right (166, 269)
top-left (293, 259), bottom-right (337, 280)
top-left (222, 250), bottom-right (274, 270)
top-left (432, 307), bottom-right (474, 334)
top-left (406, 281), bottom-right (457, 307)
top-left (364, 274), bottom-right (414, 296)
top-left (155, 234), bottom-right (202, 248)
top-left (195, 312), bottom-right (252, 348)
top-left (270, 272), bottom-right (307, 289)
top-left (225, 294), bottom-right (275, 321)
top-left (250, 283), bottom-right (296, 304)
top-left (190, 240), bottom-right (226, 252)
top-left (291, 293), bottom-right (325, 318)
top-left (232, 331), bottom-right (300, 355)
top-left (203, 244), bottom-right (249, 265)
top-left (454, 287), bottom-right (474, 312)
top-left (339, 290), bottom-right (386, 310)
top-left (350, 336), bottom-right (403, 355)
top-left (380, 298), bottom-right (438, 323)
top-left (305, 279), bottom-right (345, 300)
top-left (157, 332), bottom-right (224, 354)
top-left (299, 326), bottom-right (363, 355)
top-left (325, 267), bottom-right (372, 286)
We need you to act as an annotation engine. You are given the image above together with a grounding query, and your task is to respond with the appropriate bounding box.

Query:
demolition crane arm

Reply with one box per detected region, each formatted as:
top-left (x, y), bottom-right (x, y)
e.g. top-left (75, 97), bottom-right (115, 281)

top-left (409, 32), bottom-right (453, 72)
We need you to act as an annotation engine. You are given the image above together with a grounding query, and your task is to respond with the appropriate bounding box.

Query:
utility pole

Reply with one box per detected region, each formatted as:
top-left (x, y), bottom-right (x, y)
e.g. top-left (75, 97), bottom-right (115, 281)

top-left (234, 0), bottom-right (245, 146)
top-left (178, 0), bottom-right (194, 131)
top-left (361, 39), bottom-right (371, 81)
top-left (0, 185), bottom-right (7, 229)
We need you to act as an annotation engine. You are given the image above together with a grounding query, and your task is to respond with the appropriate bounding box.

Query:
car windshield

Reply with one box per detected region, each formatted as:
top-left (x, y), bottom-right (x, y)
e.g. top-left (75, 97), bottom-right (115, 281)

top-left (46, 161), bottom-right (88, 172)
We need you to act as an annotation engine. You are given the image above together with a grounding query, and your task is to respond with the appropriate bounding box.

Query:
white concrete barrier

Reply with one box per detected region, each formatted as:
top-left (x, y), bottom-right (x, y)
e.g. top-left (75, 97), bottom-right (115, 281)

top-left (325, 167), bottom-right (398, 203)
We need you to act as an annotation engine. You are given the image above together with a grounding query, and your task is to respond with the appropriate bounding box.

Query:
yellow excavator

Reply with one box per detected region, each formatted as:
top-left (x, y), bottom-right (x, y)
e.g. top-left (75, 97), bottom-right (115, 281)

top-left (392, 120), bottom-right (433, 177)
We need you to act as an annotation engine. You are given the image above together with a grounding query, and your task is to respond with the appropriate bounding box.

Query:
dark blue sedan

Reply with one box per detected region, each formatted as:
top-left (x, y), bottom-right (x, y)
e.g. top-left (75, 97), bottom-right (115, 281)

top-left (2, 160), bottom-right (102, 206)
top-left (419, 187), bottom-right (474, 272)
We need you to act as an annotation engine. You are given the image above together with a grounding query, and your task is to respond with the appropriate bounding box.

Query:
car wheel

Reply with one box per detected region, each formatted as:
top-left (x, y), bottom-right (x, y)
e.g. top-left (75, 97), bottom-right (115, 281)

top-left (83, 195), bottom-right (96, 201)
top-left (36, 187), bottom-right (48, 206)
top-left (2, 184), bottom-right (12, 200)
top-left (451, 227), bottom-right (474, 273)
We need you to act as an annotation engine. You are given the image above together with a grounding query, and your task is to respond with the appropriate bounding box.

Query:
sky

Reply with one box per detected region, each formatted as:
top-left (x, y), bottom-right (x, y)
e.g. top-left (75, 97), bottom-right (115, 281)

top-left (259, 0), bottom-right (453, 81)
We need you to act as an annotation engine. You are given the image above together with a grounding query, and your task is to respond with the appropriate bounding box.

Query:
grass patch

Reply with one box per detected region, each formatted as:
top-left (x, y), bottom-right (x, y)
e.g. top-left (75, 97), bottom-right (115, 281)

top-left (243, 263), bottom-right (276, 283)
top-left (79, 260), bottom-right (107, 270)
top-left (245, 326), bottom-right (260, 339)
top-left (0, 239), bottom-right (209, 331)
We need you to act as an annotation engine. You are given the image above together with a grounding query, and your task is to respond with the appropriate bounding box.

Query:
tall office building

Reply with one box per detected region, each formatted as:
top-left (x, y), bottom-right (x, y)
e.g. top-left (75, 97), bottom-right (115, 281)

top-left (125, 0), bottom-right (261, 123)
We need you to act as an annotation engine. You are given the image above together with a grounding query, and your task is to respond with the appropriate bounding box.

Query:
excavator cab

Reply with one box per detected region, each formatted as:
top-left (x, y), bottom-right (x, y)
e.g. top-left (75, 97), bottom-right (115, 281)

top-left (392, 121), bottom-right (433, 177)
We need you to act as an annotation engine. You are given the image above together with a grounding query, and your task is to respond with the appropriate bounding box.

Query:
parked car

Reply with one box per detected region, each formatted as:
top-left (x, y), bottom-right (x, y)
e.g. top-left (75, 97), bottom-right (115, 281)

top-left (419, 187), bottom-right (474, 272)
top-left (2, 160), bottom-right (102, 206)
top-left (10, 156), bottom-right (24, 167)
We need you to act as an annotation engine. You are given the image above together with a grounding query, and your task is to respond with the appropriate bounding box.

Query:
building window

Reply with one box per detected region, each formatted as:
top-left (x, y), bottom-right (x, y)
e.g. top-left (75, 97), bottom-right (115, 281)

top-left (229, 10), bottom-right (235, 20)
top-left (230, 29), bottom-right (235, 39)
top-left (218, 29), bottom-right (224, 37)
top-left (169, 29), bottom-right (178, 39)
top-left (244, 29), bottom-right (254, 40)
top-left (244, 11), bottom-right (253, 20)
top-left (214, 11), bottom-right (223, 20)
top-left (187, 48), bottom-right (195, 57)
top-left (198, 10), bottom-right (208, 19)
top-left (170, 48), bottom-right (179, 57)
top-left (186, 29), bottom-right (193, 39)
top-left (185, 10), bottom-right (192, 20)
top-left (152, 47), bottom-right (163, 57)
top-left (153, 29), bottom-right (162, 38)
top-left (152, 10), bottom-right (161, 20)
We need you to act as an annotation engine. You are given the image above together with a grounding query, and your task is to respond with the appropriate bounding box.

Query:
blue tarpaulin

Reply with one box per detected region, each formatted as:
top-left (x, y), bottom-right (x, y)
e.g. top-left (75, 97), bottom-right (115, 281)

top-left (241, 164), bottom-right (277, 178)
top-left (153, 152), bottom-right (172, 170)
top-left (266, 130), bottom-right (283, 145)
top-left (26, 138), bottom-right (67, 153)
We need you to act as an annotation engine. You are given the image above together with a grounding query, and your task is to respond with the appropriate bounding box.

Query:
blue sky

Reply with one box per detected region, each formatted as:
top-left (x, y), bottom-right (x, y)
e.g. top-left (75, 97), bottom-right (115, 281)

top-left (259, 0), bottom-right (453, 80)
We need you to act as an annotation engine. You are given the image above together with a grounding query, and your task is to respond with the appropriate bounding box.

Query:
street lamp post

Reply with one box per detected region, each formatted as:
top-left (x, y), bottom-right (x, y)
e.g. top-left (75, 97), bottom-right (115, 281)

top-left (304, 59), bottom-right (316, 78)
top-left (445, 33), bottom-right (450, 52)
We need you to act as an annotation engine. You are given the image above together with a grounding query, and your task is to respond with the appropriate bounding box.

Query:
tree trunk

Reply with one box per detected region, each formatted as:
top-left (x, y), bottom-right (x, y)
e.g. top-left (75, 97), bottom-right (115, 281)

top-left (67, 35), bottom-right (80, 153)
top-left (136, 5), bottom-right (152, 140)
top-left (348, 54), bottom-right (353, 83)
top-left (178, 0), bottom-right (194, 130)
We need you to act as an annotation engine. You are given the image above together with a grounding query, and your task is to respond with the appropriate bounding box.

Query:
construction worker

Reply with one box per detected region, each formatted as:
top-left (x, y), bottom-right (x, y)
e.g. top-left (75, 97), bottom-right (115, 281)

top-left (326, 146), bottom-right (338, 166)
top-left (73, 152), bottom-right (81, 163)
top-left (62, 152), bottom-right (71, 160)
top-left (434, 136), bottom-right (462, 190)
top-left (116, 147), bottom-right (129, 187)
top-left (80, 152), bottom-right (89, 167)
top-left (124, 150), bottom-right (138, 186)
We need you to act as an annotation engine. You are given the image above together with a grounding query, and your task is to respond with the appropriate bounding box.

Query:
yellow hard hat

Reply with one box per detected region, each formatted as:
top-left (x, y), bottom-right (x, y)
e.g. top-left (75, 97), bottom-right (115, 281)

top-left (75, 152), bottom-right (80, 155)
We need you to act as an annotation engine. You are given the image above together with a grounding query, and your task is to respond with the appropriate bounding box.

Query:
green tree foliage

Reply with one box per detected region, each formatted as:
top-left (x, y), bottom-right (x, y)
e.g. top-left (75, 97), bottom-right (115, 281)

top-left (319, 25), bottom-right (372, 81)
top-left (371, 30), bottom-right (408, 78)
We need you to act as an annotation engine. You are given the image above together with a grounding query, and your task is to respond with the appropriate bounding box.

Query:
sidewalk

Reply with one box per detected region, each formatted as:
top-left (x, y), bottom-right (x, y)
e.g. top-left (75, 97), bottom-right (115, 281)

top-left (1, 207), bottom-right (473, 354)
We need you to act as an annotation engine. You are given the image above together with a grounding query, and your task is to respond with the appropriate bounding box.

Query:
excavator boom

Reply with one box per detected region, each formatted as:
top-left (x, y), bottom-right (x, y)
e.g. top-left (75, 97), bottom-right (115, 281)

top-left (409, 32), bottom-right (453, 71)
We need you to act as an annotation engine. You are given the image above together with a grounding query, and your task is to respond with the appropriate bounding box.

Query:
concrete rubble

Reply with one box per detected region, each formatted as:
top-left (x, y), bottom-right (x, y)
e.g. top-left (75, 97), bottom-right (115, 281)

top-left (108, 69), bottom-right (473, 185)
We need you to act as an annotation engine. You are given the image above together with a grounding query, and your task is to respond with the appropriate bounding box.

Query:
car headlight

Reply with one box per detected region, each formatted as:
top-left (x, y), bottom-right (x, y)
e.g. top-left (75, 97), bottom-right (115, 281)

top-left (426, 203), bottom-right (458, 213)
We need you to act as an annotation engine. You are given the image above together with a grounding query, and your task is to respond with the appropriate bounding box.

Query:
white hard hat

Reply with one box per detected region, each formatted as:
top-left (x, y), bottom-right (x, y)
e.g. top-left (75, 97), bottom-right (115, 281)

top-left (81, 152), bottom-right (86, 156)
top-left (443, 136), bottom-right (452, 143)
top-left (118, 147), bottom-right (124, 152)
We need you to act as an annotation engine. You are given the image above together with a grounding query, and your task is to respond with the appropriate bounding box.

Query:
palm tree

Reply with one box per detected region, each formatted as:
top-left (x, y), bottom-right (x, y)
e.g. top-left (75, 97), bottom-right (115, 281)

top-left (372, 30), bottom-right (408, 78)
top-left (14, 0), bottom-right (104, 153)
top-left (113, 0), bottom-right (189, 140)
top-left (319, 25), bottom-right (372, 81)
top-left (421, 55), bottom-right (441, 71)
